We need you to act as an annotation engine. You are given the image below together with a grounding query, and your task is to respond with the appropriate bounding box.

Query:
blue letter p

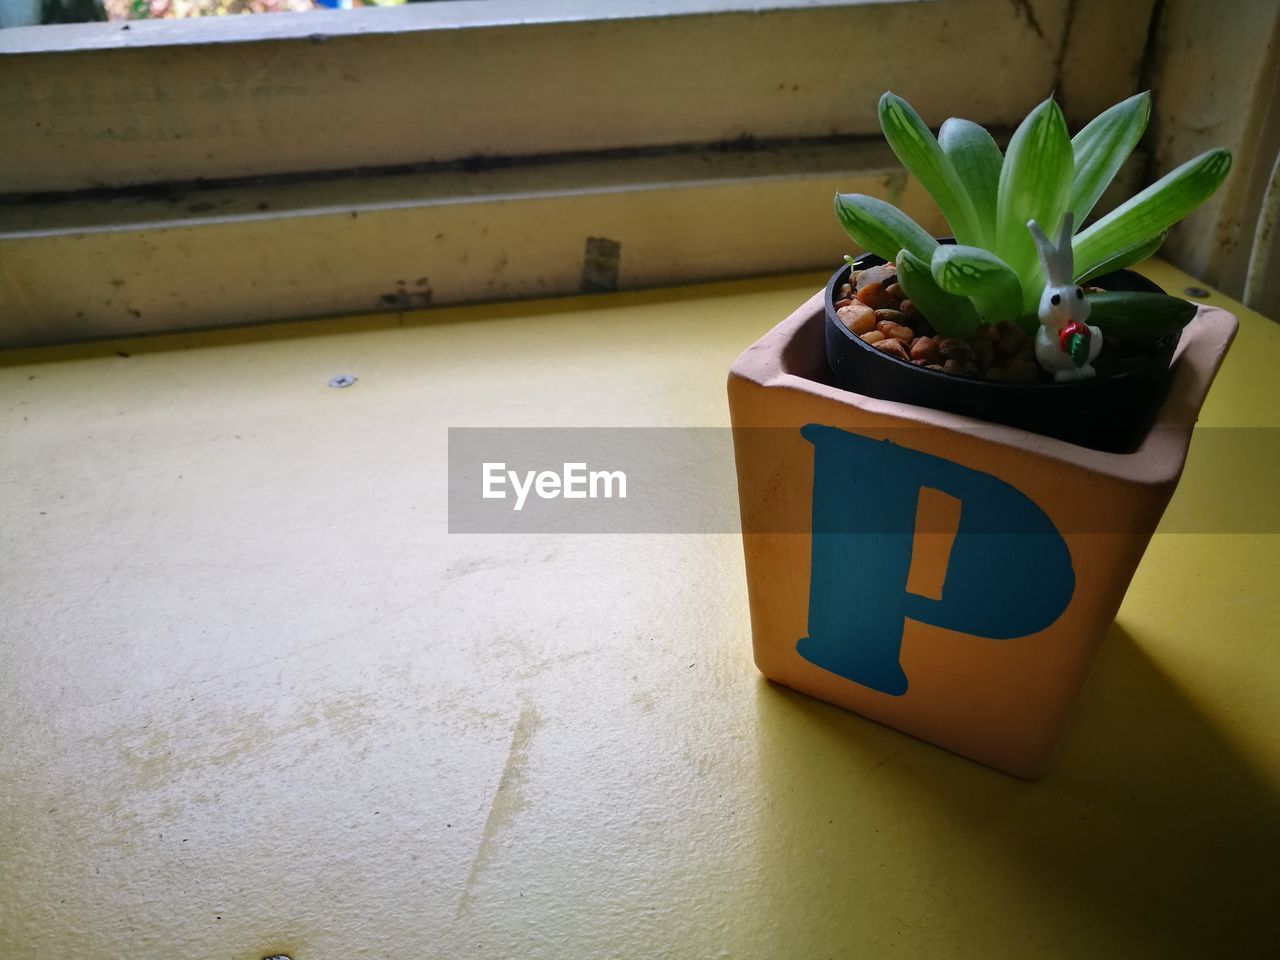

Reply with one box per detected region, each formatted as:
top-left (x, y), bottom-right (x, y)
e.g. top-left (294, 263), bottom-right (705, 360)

top-left (796, 424), bottom-right (1074, 696)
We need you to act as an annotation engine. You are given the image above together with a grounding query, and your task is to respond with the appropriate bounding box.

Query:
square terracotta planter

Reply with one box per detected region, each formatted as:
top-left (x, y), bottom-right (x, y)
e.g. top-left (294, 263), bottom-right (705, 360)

top-left (728, 289), bottom-right (1237, 778)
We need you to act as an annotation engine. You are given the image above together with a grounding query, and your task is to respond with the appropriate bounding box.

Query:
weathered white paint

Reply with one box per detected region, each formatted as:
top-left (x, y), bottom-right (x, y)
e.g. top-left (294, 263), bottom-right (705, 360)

top-left (14, 0), bottom-right (1271, 336)
top-left (0, 0), bottom-right (905, 51)
top-left (0, 0), bottom-right (1076, 192)
top-left (1147, 0), bottom-right (1280, 317)
top-left (0, 142), bottom-right (950, 346)
top-left (1057, 0), bottom-right (1158, 127)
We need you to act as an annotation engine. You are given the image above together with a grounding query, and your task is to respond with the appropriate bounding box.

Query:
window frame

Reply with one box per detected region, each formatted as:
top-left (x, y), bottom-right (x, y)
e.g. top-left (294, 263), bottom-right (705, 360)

top-left (0, 0), bottom-right (1151, 194)
top-left (0, 0), bottom-right (1165, 345)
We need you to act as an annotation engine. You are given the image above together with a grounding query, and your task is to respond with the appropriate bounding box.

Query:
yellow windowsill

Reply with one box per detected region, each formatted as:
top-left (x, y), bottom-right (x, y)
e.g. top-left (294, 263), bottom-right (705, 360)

top-left (1, 260), bottom-right (1277, 958)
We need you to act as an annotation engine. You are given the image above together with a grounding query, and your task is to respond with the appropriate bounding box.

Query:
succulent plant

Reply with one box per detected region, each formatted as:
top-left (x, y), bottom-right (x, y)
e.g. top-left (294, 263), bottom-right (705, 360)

top-left (835, 92), bottom-right (1231, 338)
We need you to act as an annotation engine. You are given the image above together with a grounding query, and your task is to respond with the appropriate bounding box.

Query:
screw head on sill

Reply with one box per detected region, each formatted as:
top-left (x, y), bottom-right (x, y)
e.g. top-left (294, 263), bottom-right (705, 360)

top-left (1184, 286), bottom-right (1211, 298)
top-left (328, 374), bottom-right (358, 389)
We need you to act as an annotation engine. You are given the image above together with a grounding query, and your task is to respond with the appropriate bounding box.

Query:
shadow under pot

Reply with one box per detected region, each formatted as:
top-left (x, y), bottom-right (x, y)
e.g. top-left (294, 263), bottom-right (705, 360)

top-left (824, 249), bottom-right (1180, 453)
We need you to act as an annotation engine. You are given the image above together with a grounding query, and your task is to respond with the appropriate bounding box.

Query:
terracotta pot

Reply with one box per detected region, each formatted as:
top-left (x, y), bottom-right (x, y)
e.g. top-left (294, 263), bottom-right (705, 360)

top-left (727, 288), bottom-right (1237, 778)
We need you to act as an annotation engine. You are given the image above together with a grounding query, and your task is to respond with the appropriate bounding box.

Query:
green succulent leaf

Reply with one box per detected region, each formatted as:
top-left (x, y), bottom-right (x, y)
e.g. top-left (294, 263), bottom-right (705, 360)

top-left (995, 97), bottom-right (1075, 310)
top-left (939, 118), bottom-right (1003, 250)
top-left (834, 192), bottom-right (937, 263)
top-left (1067, 91), bottom-right (1151, 227)
top-left (878, 93), bottom-right (984, 246)
top-left (1086, 291), bottom-right (1197, 338)
top-left (1074, 230), bottom-right (1166, 284)
top-left (896, 248), bottom-right (982, 336)
top-left (1073, 148), bottom-right (1232, 279)
top-left (930, 244), bottom-right (1024, 324)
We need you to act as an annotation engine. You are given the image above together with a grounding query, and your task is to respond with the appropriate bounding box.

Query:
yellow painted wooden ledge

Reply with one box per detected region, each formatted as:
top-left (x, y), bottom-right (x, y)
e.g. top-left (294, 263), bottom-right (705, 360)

top-left (1, 260), bottom-right (1277, 958)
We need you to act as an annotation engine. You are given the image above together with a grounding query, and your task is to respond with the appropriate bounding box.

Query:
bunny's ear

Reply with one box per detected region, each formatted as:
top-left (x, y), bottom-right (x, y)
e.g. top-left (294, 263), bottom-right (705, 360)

top-left (1055, 212), bottom-right (1076, 284)
top-left (1028, 218), bottom-right (1058, 282)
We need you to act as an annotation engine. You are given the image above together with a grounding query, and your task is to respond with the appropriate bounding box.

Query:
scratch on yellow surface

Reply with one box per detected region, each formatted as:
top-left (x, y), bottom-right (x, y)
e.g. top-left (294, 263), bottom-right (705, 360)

top-left (457, 702), bottom-right (543, 917)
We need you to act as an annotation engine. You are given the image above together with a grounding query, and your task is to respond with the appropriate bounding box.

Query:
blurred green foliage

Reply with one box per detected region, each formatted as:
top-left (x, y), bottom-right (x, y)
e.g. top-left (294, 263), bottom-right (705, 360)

top-left (104, 0), bottom-right (402, 19)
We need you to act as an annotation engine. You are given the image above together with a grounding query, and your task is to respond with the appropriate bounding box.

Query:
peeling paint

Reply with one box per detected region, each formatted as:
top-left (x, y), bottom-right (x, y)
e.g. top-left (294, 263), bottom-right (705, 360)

top-left (379, 278), bottom-right (432, 310)
top-left (581, 236), bottom-right (622, 293)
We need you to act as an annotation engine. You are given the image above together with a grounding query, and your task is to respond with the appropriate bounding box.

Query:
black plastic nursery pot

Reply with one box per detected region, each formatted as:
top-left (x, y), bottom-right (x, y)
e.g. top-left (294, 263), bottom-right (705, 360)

top-left (824, 250), bottom-right (1181, 453)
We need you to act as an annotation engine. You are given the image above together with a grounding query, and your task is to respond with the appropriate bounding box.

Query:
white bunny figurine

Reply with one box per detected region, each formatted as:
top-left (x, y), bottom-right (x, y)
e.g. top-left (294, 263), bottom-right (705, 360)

top-left (1028, 213), bottom-right (1102, 381)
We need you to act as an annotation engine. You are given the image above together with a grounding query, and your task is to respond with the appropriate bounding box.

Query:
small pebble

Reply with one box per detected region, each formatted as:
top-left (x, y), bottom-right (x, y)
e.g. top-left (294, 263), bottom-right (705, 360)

top-left (898, 299), bottom-right (924, 325)
top-left (838, 302), bottom-right (877, 334)
top-left (860, 330), bottom-right (886, 344)
top-left (876, 319), bottom-right (914, 342)
top-left (994, 321), bottom-right (1027, 359)
top-left (854, 264), bottom-right (897, 291)
top-left (936, 336), bottom-right (973, 358)
top-left (874, 338), bottom-right (910, 360)
top-left (856, 281), bottom-right (899, 310)
top-left (909, 336), bottom-right (941, 363)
